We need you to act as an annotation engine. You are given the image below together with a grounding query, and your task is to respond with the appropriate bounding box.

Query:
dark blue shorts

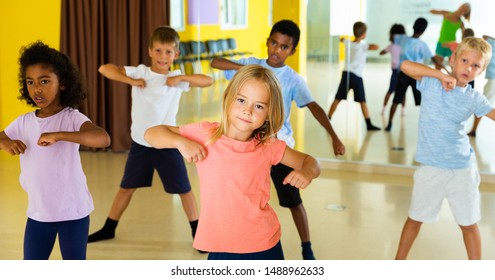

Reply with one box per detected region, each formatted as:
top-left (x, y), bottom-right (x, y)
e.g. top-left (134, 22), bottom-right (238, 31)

top-left (271, 163), bottom-right (302, 208)
top-left (387, 68), bottom-right (399, 94)
top-left (335, 71), bottom-right (366, 102)
top-left (207, 241), bottom-right (284, 260)
top-left (120, 141), bottom-right (191, 194)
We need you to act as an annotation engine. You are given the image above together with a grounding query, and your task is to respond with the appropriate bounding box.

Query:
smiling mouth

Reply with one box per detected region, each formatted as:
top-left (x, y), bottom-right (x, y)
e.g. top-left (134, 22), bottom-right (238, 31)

top-left (238, 117), bottom-right (251, 123)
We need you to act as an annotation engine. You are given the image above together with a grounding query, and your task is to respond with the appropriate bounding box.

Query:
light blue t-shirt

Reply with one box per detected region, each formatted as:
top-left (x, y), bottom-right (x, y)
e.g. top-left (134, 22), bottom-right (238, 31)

top-left (224, 57), bottom-right (314, 148)
top-left (484, 37), bottom-right (495, 79)
top-left (395, 34), bottom-right (433, 67)
top-left (416, 77), bottom-right (493, 169)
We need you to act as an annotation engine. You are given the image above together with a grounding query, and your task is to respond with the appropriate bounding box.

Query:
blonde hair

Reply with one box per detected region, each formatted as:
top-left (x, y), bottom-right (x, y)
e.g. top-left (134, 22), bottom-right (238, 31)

top-left (454, 37), bottom-right (492, 71)
top-left (207, 64), bottom-right (284, 145)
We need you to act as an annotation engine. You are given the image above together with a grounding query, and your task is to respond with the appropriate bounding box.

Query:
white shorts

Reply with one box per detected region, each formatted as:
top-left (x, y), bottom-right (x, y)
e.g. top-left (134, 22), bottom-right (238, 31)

top-left (409, 165), bottom-right (481, 226)
top-left (483, 79), bottom-right (495, 103)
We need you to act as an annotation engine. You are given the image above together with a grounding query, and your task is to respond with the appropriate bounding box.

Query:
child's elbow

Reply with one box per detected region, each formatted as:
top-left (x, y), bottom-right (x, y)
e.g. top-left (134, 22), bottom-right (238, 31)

top-left (144, 129), bottom-right (153, 146)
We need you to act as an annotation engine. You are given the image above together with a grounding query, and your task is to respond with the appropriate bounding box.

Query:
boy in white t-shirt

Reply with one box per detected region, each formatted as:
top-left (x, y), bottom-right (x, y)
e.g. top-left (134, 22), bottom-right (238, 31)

top-left (88, 26), bottom-right (213, 250)
top-left (327, 21), bottom-right (381, 130)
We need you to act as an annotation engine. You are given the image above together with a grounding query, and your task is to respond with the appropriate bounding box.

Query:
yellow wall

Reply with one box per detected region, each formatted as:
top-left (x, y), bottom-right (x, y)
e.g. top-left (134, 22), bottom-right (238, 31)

top-left (273, 0), bottom-right (306, 76)
top-left (0, 0), bottom-right (61, 129)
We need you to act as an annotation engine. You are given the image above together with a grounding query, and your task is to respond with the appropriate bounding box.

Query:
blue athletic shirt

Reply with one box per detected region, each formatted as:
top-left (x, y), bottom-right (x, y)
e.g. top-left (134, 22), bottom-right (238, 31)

top-left (416, 77), bottom-right (493, 168)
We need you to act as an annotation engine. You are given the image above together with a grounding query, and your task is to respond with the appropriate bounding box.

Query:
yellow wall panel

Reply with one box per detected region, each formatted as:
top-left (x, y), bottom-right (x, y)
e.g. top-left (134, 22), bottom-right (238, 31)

top-left (0, 0), bottom-right (61, 129)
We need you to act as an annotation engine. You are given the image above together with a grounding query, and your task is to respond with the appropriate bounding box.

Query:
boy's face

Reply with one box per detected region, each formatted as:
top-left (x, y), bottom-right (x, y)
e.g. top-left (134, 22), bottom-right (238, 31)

top-left (450, 49), bottom-right (485, 87)
top-left (148, 41), bottom-right (179, 74)
top-left (266, 32), bottom-right (296, 68)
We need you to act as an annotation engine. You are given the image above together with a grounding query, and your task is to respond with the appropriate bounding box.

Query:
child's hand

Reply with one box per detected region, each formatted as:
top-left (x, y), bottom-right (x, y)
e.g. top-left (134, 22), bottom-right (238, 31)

top-left (283, 170), bottom-right (313, 189)
top-left (332, 139), bottom-right (346, 156)
top-left (38, 132), bottom-right (58, 146)
top-left (441, 75), bottom-right (456, 91)
top-left (130, 78), bottom-right (145, 88)
top-left (165, 75), bottom-right (182, 87)
top-left (177, 138), bottom-right (207, 163)
top-left (0, 139), bottom-right (27, 155)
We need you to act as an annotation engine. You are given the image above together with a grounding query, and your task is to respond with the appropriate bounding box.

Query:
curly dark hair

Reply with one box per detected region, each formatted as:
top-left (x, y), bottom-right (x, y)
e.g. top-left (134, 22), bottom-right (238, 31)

top-left (18, 41), bottom-right (86, 108)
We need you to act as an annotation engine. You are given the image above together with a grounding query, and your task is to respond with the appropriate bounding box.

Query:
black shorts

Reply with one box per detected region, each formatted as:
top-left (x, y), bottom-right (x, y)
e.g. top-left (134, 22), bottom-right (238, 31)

top-left (120, 141), bottom-right (191, 194)
top-left (387, 69), bottom-right (399, 94)
top-left (334, 71), bottom-right (366, 102)
top-left (393, 71), bottom-right (421, 105)
top-left (271, 163), bottom-right (302, 208)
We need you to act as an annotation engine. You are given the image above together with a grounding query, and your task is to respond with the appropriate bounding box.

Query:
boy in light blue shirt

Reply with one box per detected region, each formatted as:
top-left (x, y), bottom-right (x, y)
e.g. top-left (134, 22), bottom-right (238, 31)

top-left (211, 19), bottom-right (345, 260)
top-left (395, 37), bottom-right (495, 260)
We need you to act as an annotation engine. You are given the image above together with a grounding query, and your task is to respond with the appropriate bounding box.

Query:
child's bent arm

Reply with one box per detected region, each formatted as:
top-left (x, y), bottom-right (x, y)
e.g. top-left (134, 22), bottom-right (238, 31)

top-left (99, 64), bottom-right (144, 88)
top-left (145, 125), bottom-right (207, 163)
top-left (401, 61), bottom-right (456, 91)
top-left (37, 121), bottom-right (111, 148)
top-left (0, 131), bottom-right (27, 155)
top-left (210, 58), bottom-right (243, 70)
top-left (166, 74), bottom-right (213, 88)
top-left (279, 147), bottom-right (320, 189)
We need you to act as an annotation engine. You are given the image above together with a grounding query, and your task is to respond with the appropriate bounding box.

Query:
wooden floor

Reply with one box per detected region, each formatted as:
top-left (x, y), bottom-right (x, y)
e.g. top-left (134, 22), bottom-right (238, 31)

top-left (1, 61), bottom-right (495, 260)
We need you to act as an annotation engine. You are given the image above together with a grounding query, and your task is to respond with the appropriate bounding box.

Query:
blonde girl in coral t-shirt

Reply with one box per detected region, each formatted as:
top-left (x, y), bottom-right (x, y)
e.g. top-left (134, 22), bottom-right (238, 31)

top-left (144, 64), bottom-right (320, 260)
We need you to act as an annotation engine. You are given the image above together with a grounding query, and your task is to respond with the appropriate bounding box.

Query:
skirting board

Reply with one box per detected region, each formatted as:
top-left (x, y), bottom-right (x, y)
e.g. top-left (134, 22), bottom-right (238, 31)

top-left (319, 158), bottom-right (495, 185)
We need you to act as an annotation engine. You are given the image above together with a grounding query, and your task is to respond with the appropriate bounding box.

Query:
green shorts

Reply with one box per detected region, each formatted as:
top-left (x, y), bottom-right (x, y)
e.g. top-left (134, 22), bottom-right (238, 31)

top-left (435, 42), bottom-right (452, 58)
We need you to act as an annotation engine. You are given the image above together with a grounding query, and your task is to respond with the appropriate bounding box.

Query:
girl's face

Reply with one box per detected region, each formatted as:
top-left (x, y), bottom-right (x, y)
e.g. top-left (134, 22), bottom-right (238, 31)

top-left (226, 79), bottom-right (270, 141)
top-left (450, 49), bottom-right (485, 87)
top-left (25, 64), bottom-right (63, 113)
top-left (148, 41), bottom-right (179, 74)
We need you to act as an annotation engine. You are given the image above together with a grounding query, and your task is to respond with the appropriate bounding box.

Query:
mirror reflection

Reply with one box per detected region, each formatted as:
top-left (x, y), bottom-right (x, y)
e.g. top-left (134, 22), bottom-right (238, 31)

top-left (304, 0), bottom-right (495, 173)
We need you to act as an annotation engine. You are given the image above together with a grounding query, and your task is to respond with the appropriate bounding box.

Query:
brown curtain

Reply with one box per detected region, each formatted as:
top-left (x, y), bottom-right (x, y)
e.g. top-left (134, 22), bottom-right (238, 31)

top-left (60, 0), bottom-right (169, 152)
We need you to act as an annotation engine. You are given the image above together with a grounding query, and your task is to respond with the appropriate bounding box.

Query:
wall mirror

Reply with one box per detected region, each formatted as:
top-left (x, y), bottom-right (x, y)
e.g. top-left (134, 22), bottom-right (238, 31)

top-left (176, 0), bottom-right (495, 175)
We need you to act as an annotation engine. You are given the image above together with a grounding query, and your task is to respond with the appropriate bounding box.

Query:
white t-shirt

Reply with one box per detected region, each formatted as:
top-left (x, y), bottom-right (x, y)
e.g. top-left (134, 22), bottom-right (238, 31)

top-left (124, 65), bottom-right (190, 147)
top-left (342, 39), bottom-right (369, 77)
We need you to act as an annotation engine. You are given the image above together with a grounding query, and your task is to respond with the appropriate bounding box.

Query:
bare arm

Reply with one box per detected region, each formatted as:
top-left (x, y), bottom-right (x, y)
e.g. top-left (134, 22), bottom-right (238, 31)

top-left (37, 121), bottom-right (111, 148)
top-left (144, 125), bottom-right (207, 163)
top-left (0, 131), bottom-right (27, 155)
top-left (98, 64), bottom-right (145, 88)
top-left (306, 102), bottom-right (345, 156)
top-left (401, 61), bottom-right (456, 91)
top-left (210, 58), bottom-right (243, 70)
top-left (368, 44), bottom-right (379, 51)
top-left (279, 147), bottom-right (320, 189)
top-left (484, 109), bottom-right (495, 121)
top-left (430, 9), bottom-right (450, 16)
top-left (166, 74), bottom-right (213, 88)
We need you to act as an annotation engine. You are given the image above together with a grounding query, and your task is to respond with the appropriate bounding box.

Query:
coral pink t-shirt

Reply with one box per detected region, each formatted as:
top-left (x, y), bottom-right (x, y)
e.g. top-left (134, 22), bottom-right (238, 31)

top-left (180, 121), bottom-right (287, 253)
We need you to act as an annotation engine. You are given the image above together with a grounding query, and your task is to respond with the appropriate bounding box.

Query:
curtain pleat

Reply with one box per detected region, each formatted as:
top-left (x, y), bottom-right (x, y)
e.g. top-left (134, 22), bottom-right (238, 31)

top-left (60, 0), bottom-right (169, 152)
